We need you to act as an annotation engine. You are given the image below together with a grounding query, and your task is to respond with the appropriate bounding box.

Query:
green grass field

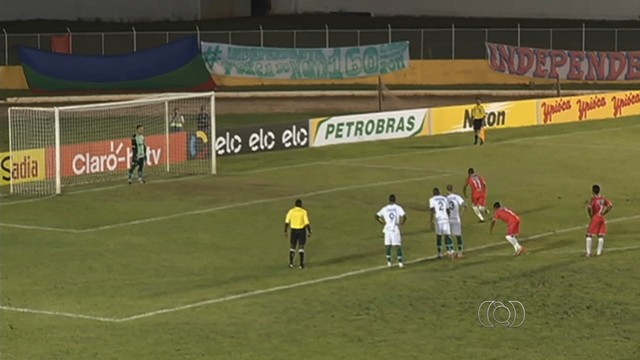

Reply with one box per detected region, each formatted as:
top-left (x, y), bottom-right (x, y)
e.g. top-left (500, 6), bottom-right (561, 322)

top-left (1, 117), bottom-right (640, 359)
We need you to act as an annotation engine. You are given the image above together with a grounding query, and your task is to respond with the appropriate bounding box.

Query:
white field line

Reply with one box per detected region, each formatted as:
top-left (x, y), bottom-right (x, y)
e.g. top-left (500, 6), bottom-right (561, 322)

top-left (2, 214), bottom-right (638, 323)
top-left (476, 245), bottom-right (640, 257)
top-left (230, 122), bottom-right (640, 176)
top-left (0, 305), bottom-right (118, 322)
top-left (0, 176), bottom-right (207, 207)
top-left (0, 223), bottom-right (82, 233)
top-left (522, 142), bottom-right (640, 151)
top-left (330, 163), bottom-right (451, 173)
top-left (551, 245), bottom-right (640, 255)
top-left (1, 122), bottom-right (638, 204)
top-left (0, 195), bottom-right (57, 206)
top-left (0, 173), bottom-right (451, 233)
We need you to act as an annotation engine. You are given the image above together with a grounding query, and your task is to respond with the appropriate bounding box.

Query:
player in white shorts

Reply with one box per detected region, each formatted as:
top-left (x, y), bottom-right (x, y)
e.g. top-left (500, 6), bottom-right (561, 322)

top-left (429, 187), bottom-right (455, 258)
top-left (446, 184), bottom-right (467, 258)
top-left (376, 194), bottom-right (407, 268)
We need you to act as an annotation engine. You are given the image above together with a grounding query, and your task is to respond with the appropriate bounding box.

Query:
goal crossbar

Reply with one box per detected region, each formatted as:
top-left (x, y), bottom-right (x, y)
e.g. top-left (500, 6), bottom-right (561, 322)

top-left (8, 92), bottom-right (216, 197)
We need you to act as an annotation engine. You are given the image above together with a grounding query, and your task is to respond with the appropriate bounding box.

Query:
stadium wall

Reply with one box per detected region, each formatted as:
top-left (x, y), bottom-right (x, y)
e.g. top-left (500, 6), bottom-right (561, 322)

top-left (213, 60), bottom-right (640, 87)
top-left (271, 0), bottom-right (640, 20)
top-left (0, 0), bottom-right (219, 21)
top-left (5, 60), bottom-right (640, 90)
top-left (0, 67), bottom-right (28, 90)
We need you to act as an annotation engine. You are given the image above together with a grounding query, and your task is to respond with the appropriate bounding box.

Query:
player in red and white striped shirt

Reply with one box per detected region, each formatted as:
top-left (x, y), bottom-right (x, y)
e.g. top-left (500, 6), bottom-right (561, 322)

top-left (585, 184), bottom-right (614, 257)
top-left (490, 202), bottom-right (526, 256)
top-left (463, 168), bottom-right (490, 222)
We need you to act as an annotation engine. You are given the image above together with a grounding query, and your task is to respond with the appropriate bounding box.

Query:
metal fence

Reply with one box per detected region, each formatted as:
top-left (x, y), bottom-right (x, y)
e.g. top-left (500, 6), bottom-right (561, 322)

top-left (2, 25), bottom-right (640, 65)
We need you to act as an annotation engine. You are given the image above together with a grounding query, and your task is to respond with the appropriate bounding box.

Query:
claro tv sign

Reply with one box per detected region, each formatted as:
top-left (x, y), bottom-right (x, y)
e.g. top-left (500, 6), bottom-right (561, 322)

top-left (216, 121), bottom-right (309, 156)
top-left (49, 133), bottom-right (188, 177)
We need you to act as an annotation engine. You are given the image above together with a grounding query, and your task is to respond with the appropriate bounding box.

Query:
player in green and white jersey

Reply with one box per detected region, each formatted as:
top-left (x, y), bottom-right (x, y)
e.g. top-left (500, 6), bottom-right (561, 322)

top-left (128, 125), bottom-right (146, 184)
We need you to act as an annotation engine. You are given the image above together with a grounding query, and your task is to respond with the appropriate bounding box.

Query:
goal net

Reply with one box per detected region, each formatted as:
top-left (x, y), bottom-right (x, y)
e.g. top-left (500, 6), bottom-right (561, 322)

top-left (8, 92), bottom-right (216, 196)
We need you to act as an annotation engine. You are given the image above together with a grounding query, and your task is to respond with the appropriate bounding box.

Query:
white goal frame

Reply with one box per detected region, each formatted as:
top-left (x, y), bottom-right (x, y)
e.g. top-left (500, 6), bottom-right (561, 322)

top-left (8, 92), bottom-right (216, 196)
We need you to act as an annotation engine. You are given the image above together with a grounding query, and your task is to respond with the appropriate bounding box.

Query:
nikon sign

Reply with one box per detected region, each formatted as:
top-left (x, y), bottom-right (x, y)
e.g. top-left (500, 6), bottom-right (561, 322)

top-left (430, 100), bottom-right (538, 135)
top-left (309, 109), bottom-right (430, 147)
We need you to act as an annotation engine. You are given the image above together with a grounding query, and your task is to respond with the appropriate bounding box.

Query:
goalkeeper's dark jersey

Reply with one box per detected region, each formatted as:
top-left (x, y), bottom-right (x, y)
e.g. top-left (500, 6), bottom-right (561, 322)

top-left (131, 133), bottom-right (146, 160)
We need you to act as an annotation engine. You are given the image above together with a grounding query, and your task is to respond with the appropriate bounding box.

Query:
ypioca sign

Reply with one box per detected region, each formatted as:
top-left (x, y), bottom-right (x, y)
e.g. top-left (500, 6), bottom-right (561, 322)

top-left (539, 91), bottom-right (640, 124)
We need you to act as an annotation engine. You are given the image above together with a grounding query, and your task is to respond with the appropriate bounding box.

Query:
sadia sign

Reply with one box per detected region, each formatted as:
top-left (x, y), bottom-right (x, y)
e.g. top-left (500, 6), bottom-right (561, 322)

top-left (215, 121), bottom-right (309, 156)
top-left (0, 149), bottom-right (47, 186)
top-left (309, 109), bottom-right (429, 147)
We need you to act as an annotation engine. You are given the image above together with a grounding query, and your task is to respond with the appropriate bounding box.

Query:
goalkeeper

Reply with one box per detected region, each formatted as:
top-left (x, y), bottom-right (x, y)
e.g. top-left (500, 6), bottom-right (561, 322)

top-left (128, 125), bottom-right (146, 184)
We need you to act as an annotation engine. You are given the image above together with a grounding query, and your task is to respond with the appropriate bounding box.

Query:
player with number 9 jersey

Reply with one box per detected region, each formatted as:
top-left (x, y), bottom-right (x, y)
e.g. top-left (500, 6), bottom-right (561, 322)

top-left (376, 194), bottom-right (407, 268)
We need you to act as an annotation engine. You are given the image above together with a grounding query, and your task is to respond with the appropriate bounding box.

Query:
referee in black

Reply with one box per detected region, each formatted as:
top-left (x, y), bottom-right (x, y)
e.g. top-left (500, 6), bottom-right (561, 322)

top-left (471, 97), bottom-right (486, 145)
top-left (284, 199), bottom-right (312, 269)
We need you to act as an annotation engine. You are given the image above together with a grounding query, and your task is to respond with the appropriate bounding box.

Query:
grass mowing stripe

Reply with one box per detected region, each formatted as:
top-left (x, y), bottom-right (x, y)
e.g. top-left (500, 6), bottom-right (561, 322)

top-left (0, 173), bottom-right (451, 233)
top-left (3, 214), bottom-right (637, 323)
top-left (1, 121), bottom-right (639, 205)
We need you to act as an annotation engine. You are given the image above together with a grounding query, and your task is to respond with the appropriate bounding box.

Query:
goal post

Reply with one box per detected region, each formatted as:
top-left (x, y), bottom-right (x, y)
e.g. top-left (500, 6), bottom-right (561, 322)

top-left (8, 92), bottom-right (216, 197)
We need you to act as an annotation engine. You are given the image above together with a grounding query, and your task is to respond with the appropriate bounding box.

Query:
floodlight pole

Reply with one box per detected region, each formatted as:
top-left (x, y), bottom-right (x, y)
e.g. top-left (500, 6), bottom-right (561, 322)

top-left (2, 28), bottom-right (8, 65)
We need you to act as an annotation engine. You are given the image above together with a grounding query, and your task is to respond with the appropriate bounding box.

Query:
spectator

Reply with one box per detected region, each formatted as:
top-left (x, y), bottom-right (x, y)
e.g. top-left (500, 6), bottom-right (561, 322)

top-left (170, 107), bottom-right (185, 133)
top-left (197, 105), bottom-right (211, 132)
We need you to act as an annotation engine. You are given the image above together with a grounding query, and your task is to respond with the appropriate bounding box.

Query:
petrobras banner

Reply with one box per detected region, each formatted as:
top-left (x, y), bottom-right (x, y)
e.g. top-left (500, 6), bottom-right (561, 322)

top-left (0, 148), bottom-right (47, 186)
top-left (430, 100), bottom-right (537, 135)
top-left (309, 109), bottom-right (430, 147)
top-left (201, 41), bottom-right (410, 79)
top-left (215, 121), bottom-right (309, 156)
top-left (486, 43), bottom-right (640, 81)
top-left (538, 91), bottom-right (640, 124)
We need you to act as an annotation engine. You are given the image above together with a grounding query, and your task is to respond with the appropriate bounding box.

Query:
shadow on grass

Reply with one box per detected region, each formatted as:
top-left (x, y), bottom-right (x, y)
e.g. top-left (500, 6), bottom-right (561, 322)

top-left (312, 249), bottom-right (383, 267)
top-left (402, 143), bottom-right (471, 150)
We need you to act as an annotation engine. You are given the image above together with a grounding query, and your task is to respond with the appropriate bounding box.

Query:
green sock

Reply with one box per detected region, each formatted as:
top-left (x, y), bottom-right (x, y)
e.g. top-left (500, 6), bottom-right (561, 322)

top-left (436, 236), bottom-right (443, 255)
top-left (457, 236), bottom-right (464, 252)
top-left (385, 246), bottom-right (392, 262)
top-left (396, 246), bottom-right (404, 263)
top-left (445, 236), bottom-right (454, 251)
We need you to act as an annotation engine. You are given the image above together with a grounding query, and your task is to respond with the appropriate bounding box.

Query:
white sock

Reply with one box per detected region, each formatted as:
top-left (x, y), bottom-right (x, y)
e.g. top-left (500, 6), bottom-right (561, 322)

top-left (586, 237), bottom-right (592, 255)
top-left (597, 237), bottom-right (604, 256)
top-left (480, 206), bottom-right (488, 214)
top-left (473, 206), bottom-right (484, 221)
top-left (506, 236), bottom-right (521, 252)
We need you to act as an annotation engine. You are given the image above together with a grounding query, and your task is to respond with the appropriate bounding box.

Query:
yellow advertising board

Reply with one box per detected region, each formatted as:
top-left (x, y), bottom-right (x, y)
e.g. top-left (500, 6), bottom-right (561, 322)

top-left (538, 91), bottom-right (640, 125)
top-left (0, 148), bottom-right (47, 186)
top-left (431, 100), bottom-right (538, 136)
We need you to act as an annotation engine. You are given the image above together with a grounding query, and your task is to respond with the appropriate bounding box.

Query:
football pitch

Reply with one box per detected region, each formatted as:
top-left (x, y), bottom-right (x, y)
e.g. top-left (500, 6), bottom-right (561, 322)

top-left (1, 116), bottom-right (640, 359)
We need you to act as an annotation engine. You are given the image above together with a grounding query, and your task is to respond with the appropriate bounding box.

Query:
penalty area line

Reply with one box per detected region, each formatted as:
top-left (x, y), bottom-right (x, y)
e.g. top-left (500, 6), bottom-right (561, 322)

top-left (113, 214), bottom-right (640, 322)
top-left (0, 305), bottom-right (119, 323)
top-left (2, 214), bottom-right (638, 323)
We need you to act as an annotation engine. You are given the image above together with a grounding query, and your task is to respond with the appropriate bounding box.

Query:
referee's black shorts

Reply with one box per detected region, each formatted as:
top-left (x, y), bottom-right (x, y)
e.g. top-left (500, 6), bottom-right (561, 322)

top-left (473, 119), bottom-right (484, 131)
top-left (290, 229), bottom-right (307, 247)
